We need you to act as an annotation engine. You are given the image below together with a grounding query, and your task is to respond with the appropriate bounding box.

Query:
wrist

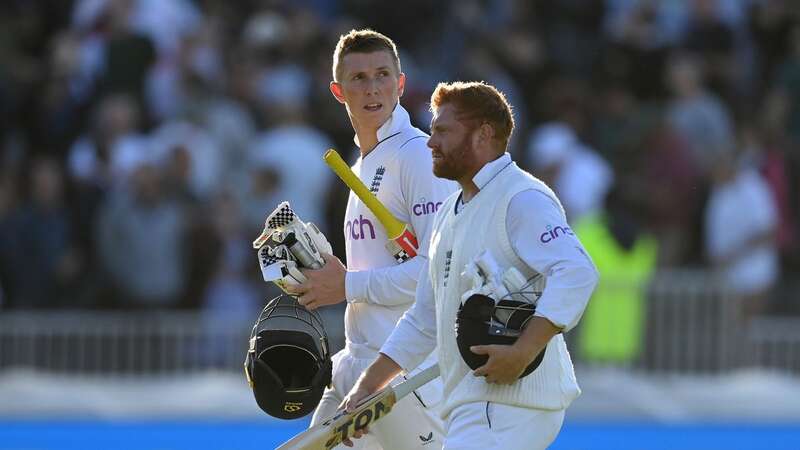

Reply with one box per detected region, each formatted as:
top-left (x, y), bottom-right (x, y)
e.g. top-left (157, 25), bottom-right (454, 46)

top-left (355, 371), bottom-right (383, 395)
top-left (345, 270), bottom-right (369, 303)
top-left (359, 354), bottom-right (402, 393)
top-left (511, 339), bottom-right (540, 366)
top-left (514, 316), bottom-right (559, 363)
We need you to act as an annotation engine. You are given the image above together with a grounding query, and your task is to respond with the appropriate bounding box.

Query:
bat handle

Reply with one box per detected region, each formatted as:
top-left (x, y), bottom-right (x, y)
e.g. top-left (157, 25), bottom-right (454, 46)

top-left (397, 229), bottom-right (419, 256)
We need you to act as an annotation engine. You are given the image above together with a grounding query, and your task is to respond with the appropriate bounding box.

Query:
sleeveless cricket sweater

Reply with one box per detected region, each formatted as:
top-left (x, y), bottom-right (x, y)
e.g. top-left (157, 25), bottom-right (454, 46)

top-left (428, 161), bottom-right (581, 418)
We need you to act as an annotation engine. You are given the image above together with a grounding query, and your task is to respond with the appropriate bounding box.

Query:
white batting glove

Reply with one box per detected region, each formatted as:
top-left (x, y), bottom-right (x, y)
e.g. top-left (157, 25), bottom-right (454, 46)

top-left (253, 202), bottom-right (334, 294)
top-left (257, 243), bottom-right (308, 293)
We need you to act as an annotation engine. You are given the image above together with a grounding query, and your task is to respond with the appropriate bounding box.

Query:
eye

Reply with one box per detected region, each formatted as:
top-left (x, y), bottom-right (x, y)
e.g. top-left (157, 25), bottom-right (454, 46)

top-left (352, 74), bottom-right (363, 81)
top-left (378, 71), bottom-right (389, 78)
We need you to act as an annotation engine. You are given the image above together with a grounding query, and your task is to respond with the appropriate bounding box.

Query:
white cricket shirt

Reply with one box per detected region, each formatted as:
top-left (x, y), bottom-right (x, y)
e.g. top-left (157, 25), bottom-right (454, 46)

top-left (382, 153), bottom-right (598, 373)
top-left (343, 104), bottom-right (457, 352)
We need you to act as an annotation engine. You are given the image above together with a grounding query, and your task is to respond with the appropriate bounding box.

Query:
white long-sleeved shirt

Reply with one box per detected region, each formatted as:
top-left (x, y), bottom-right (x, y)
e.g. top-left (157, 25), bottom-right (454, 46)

top-left (342, 104), bottom-right (457, 352)
top-left (382, 153), bottom-right (598, 372)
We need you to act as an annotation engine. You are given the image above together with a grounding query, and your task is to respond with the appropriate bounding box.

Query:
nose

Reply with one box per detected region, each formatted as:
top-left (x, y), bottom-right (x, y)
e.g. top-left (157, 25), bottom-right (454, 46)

top-left (427, 136), bottom-right (437, 150)
top-left (366, 77), bottom-right (379, 95)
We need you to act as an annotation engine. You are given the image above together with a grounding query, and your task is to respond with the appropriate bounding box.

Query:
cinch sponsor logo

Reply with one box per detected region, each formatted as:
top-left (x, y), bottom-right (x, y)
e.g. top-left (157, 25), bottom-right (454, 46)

top-left (540, 225), bottom-right (574, 243)
top-left (412, 199), bottom-right (443, 216)
top-left (345, 215), bottom-right (376, 240)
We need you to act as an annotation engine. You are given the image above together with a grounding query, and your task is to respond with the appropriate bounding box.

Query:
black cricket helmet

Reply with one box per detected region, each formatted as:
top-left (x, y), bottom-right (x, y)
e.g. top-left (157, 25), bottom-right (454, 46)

top-left (455, 294), bottom-right (545, 379)
top-left (244, 294), bottom-right (332, 419)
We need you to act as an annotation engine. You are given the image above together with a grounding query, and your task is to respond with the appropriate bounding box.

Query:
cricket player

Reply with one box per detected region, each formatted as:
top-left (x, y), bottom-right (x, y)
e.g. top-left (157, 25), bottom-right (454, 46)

top-left (284, 29), bottom-right (456, 450)
top-left (341, 81), bottom-right (599, 449)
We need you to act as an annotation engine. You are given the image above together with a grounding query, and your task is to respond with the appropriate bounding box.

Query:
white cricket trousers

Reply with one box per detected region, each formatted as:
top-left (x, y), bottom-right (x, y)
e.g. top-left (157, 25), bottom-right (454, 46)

top-left (442, 401), bottom-right (565, 450)
top-left (310, 343), bottom-right (445, 450)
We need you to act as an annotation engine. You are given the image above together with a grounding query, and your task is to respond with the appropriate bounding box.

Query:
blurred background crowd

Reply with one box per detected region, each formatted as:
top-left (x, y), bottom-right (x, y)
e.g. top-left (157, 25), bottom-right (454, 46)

top-left (2, 4), bottom-right (800, 448)
top-left (1, 0), bottom-right (798, 328)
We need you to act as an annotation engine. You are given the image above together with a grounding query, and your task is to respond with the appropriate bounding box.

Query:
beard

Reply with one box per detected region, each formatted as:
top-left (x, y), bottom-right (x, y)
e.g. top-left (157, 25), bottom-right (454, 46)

top-left (432, 134), bottom-right (472, 180)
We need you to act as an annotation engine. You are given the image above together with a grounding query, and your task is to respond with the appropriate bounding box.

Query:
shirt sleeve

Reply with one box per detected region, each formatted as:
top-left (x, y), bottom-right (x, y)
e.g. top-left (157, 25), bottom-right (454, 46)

top-left (345, 256), bottom-right (424, 306)
top-left (345, 139), bottom-right (456, 306)
top-left (507, 189), bottom-right (599, 332)
top-left (379, 259), bottom-right (438, 372)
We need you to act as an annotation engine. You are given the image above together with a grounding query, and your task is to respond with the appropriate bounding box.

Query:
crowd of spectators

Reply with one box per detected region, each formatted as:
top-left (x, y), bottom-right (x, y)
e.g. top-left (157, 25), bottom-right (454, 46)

top-left (0, 0), bottom-right (798, 319)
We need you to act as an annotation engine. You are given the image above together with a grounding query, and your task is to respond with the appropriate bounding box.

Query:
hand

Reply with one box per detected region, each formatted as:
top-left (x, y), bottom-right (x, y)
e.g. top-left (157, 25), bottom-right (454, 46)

top-left (283, 253), bottom-right (347, 310)
top-left (336, 355), bottom-right (400, 447)
top-left (338, 378), bottom-right (377, 447)
top-left (471, 344), bottom-right (536, 385)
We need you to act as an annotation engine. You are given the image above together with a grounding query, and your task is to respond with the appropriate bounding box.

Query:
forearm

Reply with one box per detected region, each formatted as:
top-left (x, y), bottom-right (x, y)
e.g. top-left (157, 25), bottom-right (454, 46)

top-left (345, 256), bottom-right (424, 306)
top-left (379, 310), bottom-right (437, 372)
top-left (512, 316), bottom-right (560, 366)
top-left (356, 353), bottom-right (403, 394)
top-left (380, 259), bottom-right (438, 370)
top-left (533, 262), bottom-right (599, 331)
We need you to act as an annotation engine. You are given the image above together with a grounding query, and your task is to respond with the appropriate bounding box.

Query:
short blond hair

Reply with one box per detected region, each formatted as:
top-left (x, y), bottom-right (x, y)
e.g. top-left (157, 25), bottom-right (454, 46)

top-left (430, 81), bottom-right (515, 149)
top-left (332, 29), bottom-right (401, 81)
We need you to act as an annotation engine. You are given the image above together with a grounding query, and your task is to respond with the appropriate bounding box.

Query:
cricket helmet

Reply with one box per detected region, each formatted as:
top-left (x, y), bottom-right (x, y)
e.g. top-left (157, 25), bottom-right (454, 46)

top-left (455, 294), bottom-right (545, 379)
top-left (244, 294), bottom-right (332, 419)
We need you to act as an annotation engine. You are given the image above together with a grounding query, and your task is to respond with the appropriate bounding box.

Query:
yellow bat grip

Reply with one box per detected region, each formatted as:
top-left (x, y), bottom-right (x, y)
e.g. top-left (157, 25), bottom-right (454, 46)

top-left (323, 149), bottom-right (404, 238)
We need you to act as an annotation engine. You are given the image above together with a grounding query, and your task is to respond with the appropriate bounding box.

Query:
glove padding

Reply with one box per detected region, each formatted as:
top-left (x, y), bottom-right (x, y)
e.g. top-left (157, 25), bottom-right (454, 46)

top-left (459, 249), bottom-right (543, 306)
top-left (456, 250), bottom-right (547, 378)
top-left (254, 202), bottom-right (332, 293)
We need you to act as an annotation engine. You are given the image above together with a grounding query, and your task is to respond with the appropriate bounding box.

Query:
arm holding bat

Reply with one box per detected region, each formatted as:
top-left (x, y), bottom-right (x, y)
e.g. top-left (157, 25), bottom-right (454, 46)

top-left (343, 260), bottom-right (440, 410)
top-left (274, 273), bottom-right (441, 449)
top-left (338, 355), bottom-right (404, 447)
top-left (275, 363), bottom-right (439, 450)
top-left (338, 258), bottom-right (440, 447)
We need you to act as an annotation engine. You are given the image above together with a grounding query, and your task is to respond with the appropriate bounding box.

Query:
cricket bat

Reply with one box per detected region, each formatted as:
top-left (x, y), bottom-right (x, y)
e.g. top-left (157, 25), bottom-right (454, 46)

top-left (323, 149), bottom-right (419, 263)
top-left (276, 364), bottom-right (440, 450)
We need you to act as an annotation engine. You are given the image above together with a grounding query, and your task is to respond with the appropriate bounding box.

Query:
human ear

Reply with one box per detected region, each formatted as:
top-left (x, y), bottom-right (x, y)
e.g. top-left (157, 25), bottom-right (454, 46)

top-left (478, 122), bottom-right (495, 144)
top-left (330, 81), bottom-right (346, 104)
top-left (397, 73), bottom-right (406, 98)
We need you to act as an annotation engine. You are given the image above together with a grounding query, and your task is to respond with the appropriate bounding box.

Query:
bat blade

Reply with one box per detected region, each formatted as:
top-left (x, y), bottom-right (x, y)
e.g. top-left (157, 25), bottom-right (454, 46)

top-left (276, 364), bottom-right (440, 450)
top-left (323, 149), bottom-right (419, 261)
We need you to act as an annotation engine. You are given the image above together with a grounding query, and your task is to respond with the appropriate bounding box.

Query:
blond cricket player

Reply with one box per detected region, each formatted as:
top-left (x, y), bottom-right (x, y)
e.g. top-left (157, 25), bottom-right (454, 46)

top-left (284, 29), bottom-right (456, 450)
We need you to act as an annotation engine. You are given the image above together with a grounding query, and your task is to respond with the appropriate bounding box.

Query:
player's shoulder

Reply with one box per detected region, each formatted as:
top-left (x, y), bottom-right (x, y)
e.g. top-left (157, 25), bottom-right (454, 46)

top-left (512, 188), bottom-right (562, 213)
top-left (397, 125), bottom-right (429, 150)
top-left (393, 128), bottom-right (432, 166)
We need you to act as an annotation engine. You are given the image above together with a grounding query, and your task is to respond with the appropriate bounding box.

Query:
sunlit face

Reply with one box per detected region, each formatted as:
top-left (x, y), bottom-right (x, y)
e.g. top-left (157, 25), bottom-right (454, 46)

top-left (427, 103), bottom-right (477, 181)
top-left (330, 51), bottom-right (405, 132)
